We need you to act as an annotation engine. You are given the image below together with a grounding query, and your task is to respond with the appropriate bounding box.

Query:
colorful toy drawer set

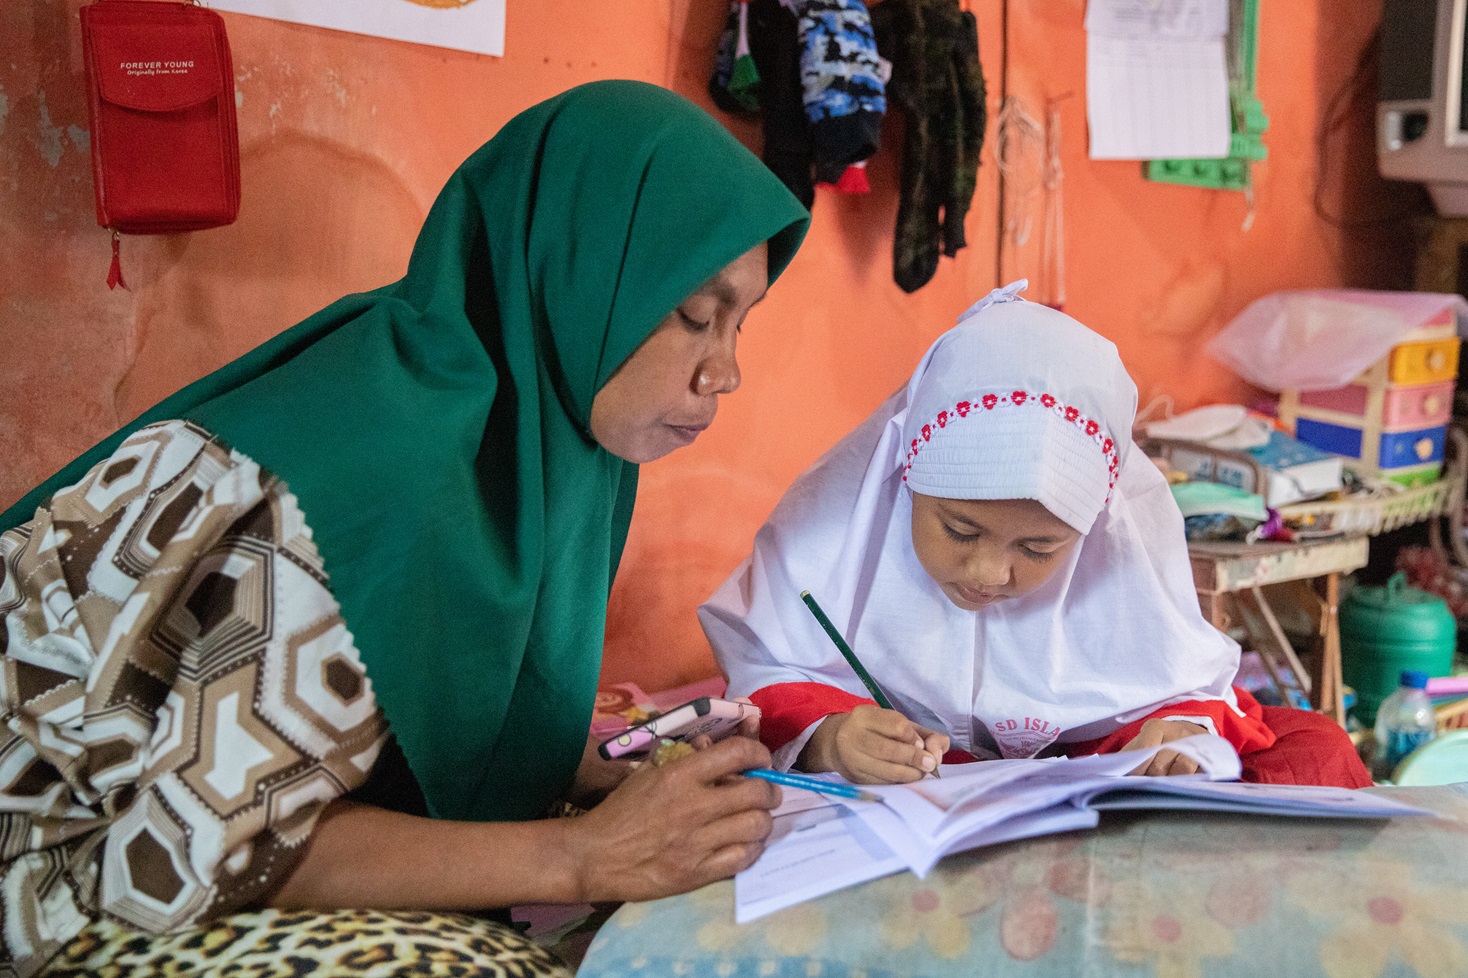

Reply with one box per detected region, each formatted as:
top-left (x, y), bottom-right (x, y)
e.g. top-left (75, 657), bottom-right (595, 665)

top-left (1277, 310), bottom-right (1460, 487)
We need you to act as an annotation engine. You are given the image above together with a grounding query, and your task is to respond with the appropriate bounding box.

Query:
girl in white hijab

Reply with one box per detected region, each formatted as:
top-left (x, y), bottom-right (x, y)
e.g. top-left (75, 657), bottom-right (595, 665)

top-left (701, 283), bottom-right (1276, 783)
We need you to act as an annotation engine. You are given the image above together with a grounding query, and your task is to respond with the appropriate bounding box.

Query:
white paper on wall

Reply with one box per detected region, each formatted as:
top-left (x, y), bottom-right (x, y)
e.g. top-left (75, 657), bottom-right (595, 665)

top-left (1084, 0), bottom-right (1231, 160)
top-left (206, 0), bottom-right (506, 58)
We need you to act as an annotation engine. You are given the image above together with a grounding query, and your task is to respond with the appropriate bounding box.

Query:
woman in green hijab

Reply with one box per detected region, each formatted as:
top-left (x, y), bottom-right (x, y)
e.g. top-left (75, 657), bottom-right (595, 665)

top-left (0, 80), bottom-right (808, 977)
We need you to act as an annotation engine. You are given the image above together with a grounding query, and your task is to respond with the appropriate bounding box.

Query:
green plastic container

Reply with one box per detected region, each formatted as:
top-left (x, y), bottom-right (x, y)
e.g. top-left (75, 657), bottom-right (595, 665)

top-left (1341, 572), bottom-right (1457, 726)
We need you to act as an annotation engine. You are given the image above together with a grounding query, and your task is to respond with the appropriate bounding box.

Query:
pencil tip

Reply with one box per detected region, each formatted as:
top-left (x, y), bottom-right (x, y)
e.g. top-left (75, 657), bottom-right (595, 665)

top-left (799, 589), bottom-right (811, 598)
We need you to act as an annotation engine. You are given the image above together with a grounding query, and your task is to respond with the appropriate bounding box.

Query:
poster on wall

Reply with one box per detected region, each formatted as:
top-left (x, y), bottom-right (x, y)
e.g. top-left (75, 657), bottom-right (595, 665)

top-left (206, 0), bottom-right (505, 57)
top-left (1083, 0), bottom-right (1229, 160)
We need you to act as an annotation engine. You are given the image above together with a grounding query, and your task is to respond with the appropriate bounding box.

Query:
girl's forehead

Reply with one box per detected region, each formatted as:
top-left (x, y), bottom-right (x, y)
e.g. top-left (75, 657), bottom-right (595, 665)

top-left (924, 495), bottom-right (1077, 537)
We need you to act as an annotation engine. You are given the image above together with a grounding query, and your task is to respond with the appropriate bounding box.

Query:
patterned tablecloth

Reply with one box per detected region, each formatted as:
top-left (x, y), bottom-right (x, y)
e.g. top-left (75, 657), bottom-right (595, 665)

top-left (578, 784), bottom-right (1468, 978)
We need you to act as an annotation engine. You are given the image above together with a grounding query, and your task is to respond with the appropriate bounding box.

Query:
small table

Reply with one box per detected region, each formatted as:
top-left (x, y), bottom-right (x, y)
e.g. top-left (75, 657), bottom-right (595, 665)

top-left (1188, 535), bottom-right (1370, 725)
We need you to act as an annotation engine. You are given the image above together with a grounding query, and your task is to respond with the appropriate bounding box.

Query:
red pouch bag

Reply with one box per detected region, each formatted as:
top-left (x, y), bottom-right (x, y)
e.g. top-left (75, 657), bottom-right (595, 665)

top-left (79, 0), bottom-right (240, 287)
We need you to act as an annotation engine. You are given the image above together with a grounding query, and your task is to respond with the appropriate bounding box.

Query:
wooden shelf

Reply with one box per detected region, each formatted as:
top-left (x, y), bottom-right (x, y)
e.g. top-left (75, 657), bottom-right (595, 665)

top-left (1189, 535), bottom-right (1370, 726)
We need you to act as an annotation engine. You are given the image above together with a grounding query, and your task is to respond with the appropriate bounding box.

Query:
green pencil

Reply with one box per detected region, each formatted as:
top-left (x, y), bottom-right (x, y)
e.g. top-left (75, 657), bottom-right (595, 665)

top-left (799, 589), bottom-right (894, 710)
top-left (799, 589), bottom-right (941, 778)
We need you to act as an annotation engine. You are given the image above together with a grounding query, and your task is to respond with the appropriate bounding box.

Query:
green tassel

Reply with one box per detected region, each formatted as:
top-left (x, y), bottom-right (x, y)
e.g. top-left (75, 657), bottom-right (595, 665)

top-left (728, 0), bottom-right (761, 111)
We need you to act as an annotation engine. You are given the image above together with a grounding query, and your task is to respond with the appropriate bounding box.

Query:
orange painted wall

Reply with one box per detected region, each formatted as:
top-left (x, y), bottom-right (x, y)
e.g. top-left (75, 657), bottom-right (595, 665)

top-left (999, 1), bottom-right (1418, 417)
top-left (0, 1), bottom-right (1411, 692)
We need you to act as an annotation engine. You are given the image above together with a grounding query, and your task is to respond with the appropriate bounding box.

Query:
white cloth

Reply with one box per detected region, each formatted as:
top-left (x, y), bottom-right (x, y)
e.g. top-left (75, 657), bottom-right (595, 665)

top-left (902, 281), bottom-right (1125, 533)
top-left (700, 286), bottom-right (1243, 763)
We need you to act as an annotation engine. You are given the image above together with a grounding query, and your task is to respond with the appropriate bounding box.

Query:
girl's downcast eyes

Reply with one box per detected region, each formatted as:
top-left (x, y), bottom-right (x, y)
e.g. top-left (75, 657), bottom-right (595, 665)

top-left (940, 522), bottom-right (1058, 561)
top-left (941, 523), bottom-right (975, 544)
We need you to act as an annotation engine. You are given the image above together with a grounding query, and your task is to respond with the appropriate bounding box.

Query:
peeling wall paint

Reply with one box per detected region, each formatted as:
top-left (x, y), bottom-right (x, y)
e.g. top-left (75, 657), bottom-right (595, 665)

top-left (34, 91), bottom-right (63, 168)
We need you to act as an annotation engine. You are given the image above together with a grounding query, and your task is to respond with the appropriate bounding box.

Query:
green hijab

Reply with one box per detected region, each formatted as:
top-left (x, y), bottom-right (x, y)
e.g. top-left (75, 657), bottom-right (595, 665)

top-left (3, 80), bottom-right (809, 822)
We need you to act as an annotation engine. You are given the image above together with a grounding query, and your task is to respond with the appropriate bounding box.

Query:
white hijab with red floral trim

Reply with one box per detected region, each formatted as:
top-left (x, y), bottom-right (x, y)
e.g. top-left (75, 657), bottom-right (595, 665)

top-left (701, 283), bottom-right (1244, 762)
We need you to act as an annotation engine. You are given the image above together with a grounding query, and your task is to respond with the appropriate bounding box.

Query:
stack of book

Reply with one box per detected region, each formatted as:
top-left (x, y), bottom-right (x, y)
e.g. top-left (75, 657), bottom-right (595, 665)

top-left (1156, 427), bottom-right (1345, 508)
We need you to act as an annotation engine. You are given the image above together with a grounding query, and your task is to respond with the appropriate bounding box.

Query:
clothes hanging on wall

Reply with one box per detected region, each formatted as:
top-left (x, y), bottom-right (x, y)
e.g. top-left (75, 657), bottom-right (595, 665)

top-left (710, 0), bottom-right (885, 209)
top-left (871, 0), bottom-right (986, 293)
top-left (799, 0), bottom-right (887, 184)
top-left (749, 0), bottom-right (814, 206)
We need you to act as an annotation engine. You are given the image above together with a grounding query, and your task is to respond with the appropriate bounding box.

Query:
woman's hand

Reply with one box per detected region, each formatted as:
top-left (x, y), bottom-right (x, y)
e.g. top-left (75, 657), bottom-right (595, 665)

top-left (1119, 718), bottom-right (1209, 776)
top-left (799, 705), bottom-right (948, 784)
top-left (564, 733), bottom-right (634, 809)
top-left (269, 738), bottom-right (777, 912)
top-left (566, 735), bottom-right (780, 903)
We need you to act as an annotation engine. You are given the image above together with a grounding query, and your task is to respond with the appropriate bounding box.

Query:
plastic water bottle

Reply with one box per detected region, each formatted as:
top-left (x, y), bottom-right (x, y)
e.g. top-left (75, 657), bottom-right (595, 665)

top-left (1372, 670), bottom-right (1437, 781)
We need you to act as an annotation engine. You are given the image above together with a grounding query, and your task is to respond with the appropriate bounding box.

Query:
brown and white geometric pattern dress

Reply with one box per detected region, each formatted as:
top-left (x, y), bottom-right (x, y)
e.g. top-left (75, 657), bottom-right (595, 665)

top-left (0, 421), bottom-right (572, 978)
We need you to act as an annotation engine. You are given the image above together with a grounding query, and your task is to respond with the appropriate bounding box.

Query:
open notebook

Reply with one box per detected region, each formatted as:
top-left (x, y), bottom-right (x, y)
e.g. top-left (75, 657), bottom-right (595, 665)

top-left (735, 735), bottom-right (1429, 922)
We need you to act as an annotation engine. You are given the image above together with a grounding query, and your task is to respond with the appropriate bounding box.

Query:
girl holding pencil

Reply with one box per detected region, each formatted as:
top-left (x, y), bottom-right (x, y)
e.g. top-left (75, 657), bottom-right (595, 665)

top-left (701, 283), bottom-right (1369, 788)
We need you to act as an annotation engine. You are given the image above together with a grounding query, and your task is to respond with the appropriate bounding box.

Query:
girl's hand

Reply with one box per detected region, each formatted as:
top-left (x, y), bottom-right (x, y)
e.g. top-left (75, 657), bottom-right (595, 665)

top-left (800, 705), bottom-right (949, 784)
top-left (567, 735), bottom-right (780, 903)
top-left (1119, 718), bottom-right (1209, 776)
top-left (733, 695), bottom-right (761, 740)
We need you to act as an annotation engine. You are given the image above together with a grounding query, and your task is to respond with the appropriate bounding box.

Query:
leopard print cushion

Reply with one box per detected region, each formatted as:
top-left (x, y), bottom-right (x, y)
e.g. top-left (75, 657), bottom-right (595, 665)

top-left (39, 908), bottom-right (572, 978)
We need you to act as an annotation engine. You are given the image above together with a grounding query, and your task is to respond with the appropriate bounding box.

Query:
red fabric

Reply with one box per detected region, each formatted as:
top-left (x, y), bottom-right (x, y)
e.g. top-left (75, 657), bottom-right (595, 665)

top-left (749, 682), bottom-right (875, 753)
top-left (832, 163), bottom-right (871, 193)
top-left (750, 682), bottom-right (1370, 787)
top-left (1064, 686), bottom-right (1277, 759)
top-left (1066, 688), bottom-right (1370, 788)
top-left (752, 681), bottom-right (1275, 759)
top-left (1239, 706), bottom-right (1372, 788)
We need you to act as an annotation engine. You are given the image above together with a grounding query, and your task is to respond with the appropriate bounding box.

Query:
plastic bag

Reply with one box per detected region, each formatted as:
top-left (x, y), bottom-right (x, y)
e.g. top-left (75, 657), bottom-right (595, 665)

top-left (1206, 289), bottom-right (1468, 392)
